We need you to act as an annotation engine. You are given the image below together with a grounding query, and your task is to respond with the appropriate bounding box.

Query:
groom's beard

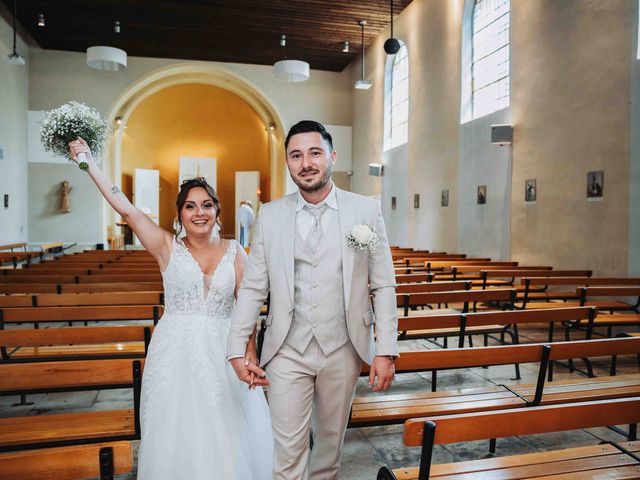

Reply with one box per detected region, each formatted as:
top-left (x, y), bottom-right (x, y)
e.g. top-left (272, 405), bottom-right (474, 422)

top-left (293, 164), bottom-right (333, 193)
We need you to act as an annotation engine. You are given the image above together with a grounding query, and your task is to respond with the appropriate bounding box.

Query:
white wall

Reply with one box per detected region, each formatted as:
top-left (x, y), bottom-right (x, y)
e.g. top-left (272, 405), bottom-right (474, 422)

top-left (26, 48), bottom-right (354, 244)
top-left (458, 109), bottom-right (512, 260)
top-left (28, 48), bottom-right (352, 129)
top-left (350, 0), bottom-right (463, 252)
top-left (28, 163), bottom-right (102, 246)
top-left (0, 7), bottom-right (29, 245)
top-left (351, 0), bottom-right (636, 273)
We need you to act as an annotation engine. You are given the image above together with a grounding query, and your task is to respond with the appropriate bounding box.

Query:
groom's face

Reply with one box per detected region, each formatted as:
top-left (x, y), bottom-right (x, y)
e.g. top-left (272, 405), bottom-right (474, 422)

top-left (286, 132), bottom-right (336, 193)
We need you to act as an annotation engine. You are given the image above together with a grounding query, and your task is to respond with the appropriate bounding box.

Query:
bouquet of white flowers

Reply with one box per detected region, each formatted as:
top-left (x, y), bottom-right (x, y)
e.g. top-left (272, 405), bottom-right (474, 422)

top-left (40, 101), bottom-right (110, 171)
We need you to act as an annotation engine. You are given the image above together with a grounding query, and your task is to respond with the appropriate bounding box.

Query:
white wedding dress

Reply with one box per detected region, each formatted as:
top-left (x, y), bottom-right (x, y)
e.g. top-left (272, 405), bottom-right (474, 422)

top-left (137, 238), bottom-right (273, 479)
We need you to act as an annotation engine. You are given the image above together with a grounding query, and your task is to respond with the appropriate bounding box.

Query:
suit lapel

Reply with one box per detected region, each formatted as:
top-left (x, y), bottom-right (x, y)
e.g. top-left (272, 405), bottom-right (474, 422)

top-left (281, 194), bottom-right (297, 306)
top-left (336, 188), bottom-right (355, 308)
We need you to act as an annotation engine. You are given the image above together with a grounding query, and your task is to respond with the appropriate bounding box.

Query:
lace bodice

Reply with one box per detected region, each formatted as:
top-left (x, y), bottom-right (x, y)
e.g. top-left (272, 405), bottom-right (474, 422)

top-left (162, 238), bottom-right (237, 318)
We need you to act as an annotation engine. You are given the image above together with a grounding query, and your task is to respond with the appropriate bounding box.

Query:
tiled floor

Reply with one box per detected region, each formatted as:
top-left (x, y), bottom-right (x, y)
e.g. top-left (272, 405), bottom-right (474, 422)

top-left (1, 320), bottom-right (637, 479)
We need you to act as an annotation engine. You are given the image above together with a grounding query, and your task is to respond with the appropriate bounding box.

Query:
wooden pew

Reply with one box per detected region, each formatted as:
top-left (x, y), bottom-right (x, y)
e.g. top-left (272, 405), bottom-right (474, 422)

top-left (396, 281), bottom-right (471, 295)
top-left (60, 282), bottom-right (164, 294)
top-left (0, 305), bottom-right (163, 328)
top-left (0, 360), bottom-right (142, 452)
top-left (377, 397), bottom-right (640, 480)
top-left (0, 292), bottom-right (163, 308)
top-left (578, 286), bottom-right (640, 313)
top-left (0, 252), bottom-right (40, 268)
top-left (520, 277), bottom-right (640, 309)
top-left (441, 265), bottom-right (550, 283)
top-left (398, 306), bottom-right (595, 349)
top-left (3, 267), bottom-right (160, 276)
top-left (354, 337), bottom-right (640, 433)
top-left (0, 275), bottom-right (77, 284)
top-left (0, 284), bottom-right (59, 294)
top-left (0, 325), bottom-right (152, 362)
top-left (39, 242), bottom-right (65, 260)
top-left (397, 288), bottom-right (516, 316)
top-left (0, 242), bottom-right (28, 252)
top-left (351, 343), bottom-right (539, 428)
top-left (480, 269), bottom-right (593, 289)
top-left (0, 282), bottom-right (164, 295)
top-left (0, 274), bottom-right (163, 284)
top-left (396, 273), bottom-right (433, 284)
top-left (0, 441), bottom-right (133, 480)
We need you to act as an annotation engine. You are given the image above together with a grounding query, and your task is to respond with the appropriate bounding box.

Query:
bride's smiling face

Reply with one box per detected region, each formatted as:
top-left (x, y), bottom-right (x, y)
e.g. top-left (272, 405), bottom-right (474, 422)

top-left (180, 187), bottom-right (218, 236)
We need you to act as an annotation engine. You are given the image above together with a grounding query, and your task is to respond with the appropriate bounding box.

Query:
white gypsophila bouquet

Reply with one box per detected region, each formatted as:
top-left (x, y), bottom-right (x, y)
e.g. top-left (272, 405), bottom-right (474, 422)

top-left (346, 223), bottom-right (379, 253)
top-left (40, 101), bottom-right (110, 171)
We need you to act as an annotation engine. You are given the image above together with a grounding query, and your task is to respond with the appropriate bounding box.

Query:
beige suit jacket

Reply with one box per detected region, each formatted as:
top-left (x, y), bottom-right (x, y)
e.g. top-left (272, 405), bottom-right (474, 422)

top-left (226, 187), bottom-right (398, 365)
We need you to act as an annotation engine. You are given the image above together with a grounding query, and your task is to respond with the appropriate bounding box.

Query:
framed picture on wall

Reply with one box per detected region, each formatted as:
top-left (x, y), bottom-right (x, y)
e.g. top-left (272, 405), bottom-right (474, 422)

top-left (414, 194), bottom-right (420, 209)
top-left (441, 189), bottom-right (449, 207)
top-left (477, 185), bottom-right (487, 205)
top-left (391, 196), bottom-right (397, 210)
top-left (587, 171), bottom-right (603, 200)
top-left (525, 179), bottom-right (536, 203)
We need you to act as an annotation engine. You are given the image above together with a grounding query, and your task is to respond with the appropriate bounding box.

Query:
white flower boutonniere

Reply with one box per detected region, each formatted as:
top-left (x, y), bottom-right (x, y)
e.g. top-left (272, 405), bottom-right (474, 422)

top-left (346, 223), bottom-right (379, 253)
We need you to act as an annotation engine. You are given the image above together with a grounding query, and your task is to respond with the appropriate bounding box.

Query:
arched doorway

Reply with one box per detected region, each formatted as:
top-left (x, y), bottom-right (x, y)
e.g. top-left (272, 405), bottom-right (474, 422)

top-left (100, 63), bottom-right (286, 242)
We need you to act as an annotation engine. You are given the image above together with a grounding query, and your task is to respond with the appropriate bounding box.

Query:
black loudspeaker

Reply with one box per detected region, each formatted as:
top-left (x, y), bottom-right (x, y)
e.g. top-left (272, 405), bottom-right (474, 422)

top-left (96, 243), bottom-right (104, 250)
top-left (491, 124), bottom-right (513, 145)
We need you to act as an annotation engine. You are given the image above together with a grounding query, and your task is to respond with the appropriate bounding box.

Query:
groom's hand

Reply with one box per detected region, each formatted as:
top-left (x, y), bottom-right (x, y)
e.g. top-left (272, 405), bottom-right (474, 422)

top-left (230, 357), bottom-right (270, 388)
top-left (369, 356), bottom-right (395, 392)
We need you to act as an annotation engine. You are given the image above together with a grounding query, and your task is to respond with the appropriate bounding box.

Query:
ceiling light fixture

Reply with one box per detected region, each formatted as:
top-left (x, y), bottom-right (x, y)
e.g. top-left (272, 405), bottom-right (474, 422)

top-left (273, 34), bottom-right (309, 83)
top-left (342, 41), bottom-right (349, 53)
top-left (37, 13), bottom-right (45, 27)
top-left (354, 20), bottom-right (372, 90)
top-left (87, 46), bottom-right (127, 71)
top-left (383, 0), bottom-right (401, 55)
top-left (86, 18), bottom-right (127, 71)
top-left (5, 0), bottom-right (25, 65)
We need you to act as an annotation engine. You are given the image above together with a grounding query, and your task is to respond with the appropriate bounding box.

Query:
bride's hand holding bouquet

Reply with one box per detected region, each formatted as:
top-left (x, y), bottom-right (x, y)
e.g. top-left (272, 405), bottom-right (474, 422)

top-left (40, 101), bottom-right (109, 171)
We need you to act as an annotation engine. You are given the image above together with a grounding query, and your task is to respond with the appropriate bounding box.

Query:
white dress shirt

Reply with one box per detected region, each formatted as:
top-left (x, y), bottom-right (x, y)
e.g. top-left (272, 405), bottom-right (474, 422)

top-left (295, 184), bottom-right (339, 240)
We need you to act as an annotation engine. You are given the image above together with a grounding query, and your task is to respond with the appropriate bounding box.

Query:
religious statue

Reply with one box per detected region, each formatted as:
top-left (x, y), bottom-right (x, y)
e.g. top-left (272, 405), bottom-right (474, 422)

top-left (59, 180), bottom-right (72, 213)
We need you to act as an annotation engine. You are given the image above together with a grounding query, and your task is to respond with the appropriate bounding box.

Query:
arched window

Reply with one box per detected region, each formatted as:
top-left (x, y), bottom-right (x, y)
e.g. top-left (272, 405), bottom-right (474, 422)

top-left (385, 43), bottom-right (409, 150)
top-left (472, 0), bottom-right (510, 119)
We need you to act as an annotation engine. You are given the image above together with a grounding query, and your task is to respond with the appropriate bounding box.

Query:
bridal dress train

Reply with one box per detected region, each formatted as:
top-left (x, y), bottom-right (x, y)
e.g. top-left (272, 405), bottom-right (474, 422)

top-left (137, 238), bottom-right (273, 479)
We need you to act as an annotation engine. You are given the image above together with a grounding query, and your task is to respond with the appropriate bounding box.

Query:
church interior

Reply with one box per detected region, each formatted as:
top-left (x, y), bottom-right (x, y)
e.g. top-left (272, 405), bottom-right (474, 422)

top-left (1, 0), bottom-right (640, 478)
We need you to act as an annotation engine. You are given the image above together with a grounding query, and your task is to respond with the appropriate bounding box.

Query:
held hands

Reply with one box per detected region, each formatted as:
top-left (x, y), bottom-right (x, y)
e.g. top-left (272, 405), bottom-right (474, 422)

top-left (230, 354), bottom-right (269, 390)
top-left (369, 355), bottom-right (395, 392)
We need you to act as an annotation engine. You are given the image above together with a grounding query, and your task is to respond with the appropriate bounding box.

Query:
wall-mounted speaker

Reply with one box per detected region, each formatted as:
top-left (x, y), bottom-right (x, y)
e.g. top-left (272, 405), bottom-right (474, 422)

top-left (491, 124), bottom-right (513, 145)
top-left (368, 163), bottom-right (384, 176)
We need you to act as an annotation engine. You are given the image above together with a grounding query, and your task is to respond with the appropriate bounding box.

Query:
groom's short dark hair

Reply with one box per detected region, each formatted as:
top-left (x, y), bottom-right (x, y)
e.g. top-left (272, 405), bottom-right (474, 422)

top-left (285, 120), bottom-right (333, 152)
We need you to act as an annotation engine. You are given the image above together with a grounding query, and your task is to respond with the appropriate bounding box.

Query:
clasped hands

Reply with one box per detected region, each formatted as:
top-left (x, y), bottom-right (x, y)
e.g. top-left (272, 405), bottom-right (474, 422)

top-left (230, 348), bottom-right (269, 390)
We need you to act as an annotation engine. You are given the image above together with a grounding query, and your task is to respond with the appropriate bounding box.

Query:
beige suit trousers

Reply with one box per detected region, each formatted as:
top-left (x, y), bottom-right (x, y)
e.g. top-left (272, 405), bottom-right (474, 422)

top-left (266, 338), bottom-right (363, 480)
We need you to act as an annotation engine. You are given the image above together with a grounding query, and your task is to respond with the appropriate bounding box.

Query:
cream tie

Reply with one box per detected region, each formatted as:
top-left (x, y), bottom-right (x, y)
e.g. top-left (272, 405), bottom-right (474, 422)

top-left (304, 203), bottom-right (329, 253)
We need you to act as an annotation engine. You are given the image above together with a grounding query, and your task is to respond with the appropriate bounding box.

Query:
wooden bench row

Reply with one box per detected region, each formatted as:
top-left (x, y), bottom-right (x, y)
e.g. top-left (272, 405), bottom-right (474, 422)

top-left (0, 274), bottom-right (163, 284)
top-left (0, 305), bottom-right (163, 328)
top-left (0, 292), bottom-right (164, 308)
top-left (0, 282), bottom-right (164, 295)
top-left (0, 441), bottom-right (133, 480)
top-left (351, 337), bottom-right (640, 434)
top-left (0, 325), bottom-right (152, 362)
top-left (377, 398), bottom-right (640, 480)
top-left (0, 359), bottom-right (142, 452)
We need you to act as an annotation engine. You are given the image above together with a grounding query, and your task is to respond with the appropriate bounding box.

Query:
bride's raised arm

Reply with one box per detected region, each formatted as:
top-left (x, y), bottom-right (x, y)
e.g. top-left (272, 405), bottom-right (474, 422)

top-left (69, 137), bottom-right (172, 268)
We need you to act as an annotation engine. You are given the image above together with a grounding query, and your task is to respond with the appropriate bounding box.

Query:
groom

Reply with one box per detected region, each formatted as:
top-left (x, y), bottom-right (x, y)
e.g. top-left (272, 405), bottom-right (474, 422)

top-left (227, 120), bottom-right (398, 479)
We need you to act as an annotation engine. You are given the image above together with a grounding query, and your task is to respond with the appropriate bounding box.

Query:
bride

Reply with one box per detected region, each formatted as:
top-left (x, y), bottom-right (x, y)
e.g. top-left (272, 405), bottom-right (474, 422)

top-left (69, 138), bottom-right (273, 479)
